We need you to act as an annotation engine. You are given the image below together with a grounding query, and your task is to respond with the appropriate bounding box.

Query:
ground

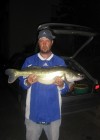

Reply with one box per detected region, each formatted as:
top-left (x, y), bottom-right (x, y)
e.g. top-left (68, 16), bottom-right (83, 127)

top-left (0, 85), bottom-right (100, 140)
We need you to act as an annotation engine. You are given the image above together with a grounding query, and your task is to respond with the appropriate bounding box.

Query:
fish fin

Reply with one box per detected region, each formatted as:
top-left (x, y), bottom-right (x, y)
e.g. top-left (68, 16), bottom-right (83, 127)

top-left (5, 69), bottom-right (18, 83)
top-left (63, 73), bottom-right (68, 83)
top-left (64, 77), bottom-right (69, 84)
top-left (24, 66), bottom-right (41, 70)
top-left (64, 74), bottom-right (75, 89)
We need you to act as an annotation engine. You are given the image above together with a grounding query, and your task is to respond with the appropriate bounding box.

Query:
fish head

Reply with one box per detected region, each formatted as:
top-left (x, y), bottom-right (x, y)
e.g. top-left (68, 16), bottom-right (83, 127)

top-left (66, 70), bottom-right (84, 83)
top-left (74, 73), bottom-right (84, 81)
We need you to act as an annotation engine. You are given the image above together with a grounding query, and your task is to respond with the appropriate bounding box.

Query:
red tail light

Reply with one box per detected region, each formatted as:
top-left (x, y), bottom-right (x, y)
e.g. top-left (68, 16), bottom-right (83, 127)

top-left (94, 84), bottom-right (100, 90)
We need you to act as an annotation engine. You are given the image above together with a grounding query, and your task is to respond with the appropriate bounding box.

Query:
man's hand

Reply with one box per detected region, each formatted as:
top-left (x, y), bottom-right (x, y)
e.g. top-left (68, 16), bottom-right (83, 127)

top-left (26, 74), bottom-right (38, 85)
top-left (54, 76), bottom-right (64, 88)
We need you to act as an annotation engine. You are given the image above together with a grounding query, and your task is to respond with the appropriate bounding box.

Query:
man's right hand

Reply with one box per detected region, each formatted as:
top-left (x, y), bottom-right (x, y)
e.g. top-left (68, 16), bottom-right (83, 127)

top-left (26, 74), bottom-right (38, 85)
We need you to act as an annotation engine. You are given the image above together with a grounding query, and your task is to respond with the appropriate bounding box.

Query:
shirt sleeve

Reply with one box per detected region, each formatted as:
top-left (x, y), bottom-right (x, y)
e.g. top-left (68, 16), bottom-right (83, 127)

top-left (57, 82), bottom-right (69, 95)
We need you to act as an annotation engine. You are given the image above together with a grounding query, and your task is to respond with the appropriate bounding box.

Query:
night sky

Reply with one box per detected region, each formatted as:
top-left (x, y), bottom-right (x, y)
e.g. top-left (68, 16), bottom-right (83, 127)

top-left (0, 0), bottom-right (100, 60)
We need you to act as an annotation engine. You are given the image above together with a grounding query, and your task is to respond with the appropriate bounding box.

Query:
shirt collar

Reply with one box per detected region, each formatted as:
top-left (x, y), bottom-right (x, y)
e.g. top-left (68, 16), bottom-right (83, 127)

top-left (38, 53), bottom-right (54, 60)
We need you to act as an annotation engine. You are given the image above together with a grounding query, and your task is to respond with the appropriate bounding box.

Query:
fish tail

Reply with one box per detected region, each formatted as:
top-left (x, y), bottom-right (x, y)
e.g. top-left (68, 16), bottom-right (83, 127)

top-left (5, 69), bottom-right (18, 83)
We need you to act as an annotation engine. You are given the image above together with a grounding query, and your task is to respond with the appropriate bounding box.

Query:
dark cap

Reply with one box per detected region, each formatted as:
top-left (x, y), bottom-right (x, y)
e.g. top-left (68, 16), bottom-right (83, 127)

top-left (38, 29), bottom-right (55, 40)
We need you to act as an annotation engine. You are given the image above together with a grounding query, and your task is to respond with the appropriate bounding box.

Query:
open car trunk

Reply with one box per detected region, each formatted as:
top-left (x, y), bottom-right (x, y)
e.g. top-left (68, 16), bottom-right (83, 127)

top-left (37, 23), bottom-right (100, 115)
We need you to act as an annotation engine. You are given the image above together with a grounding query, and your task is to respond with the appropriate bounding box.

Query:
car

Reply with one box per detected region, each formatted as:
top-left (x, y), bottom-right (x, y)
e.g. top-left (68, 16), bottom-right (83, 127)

top-left (37, 23), bottom-right (100, 115)
top-left (5, 23), bottom-right (100, 115)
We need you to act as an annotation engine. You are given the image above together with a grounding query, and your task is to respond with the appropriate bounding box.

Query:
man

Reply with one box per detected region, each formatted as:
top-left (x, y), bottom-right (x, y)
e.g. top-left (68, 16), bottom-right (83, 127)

top-left (19, 29), bottom-right (69, 140)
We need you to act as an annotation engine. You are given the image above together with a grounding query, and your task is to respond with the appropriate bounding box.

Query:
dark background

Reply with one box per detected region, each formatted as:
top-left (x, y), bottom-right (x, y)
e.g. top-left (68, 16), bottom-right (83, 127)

top-left (0, 0), bottom-right (100, 61)
top-left (1, 2), bottom-right (100, 140)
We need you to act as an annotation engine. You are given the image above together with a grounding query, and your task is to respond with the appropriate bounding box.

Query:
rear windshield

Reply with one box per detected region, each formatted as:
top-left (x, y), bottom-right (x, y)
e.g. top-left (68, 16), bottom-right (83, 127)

top-left (52, 34), bottom-right (89, 57)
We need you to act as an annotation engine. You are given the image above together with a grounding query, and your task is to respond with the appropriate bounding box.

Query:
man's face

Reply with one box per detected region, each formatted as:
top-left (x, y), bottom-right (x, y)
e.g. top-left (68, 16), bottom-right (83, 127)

top-left (38, 37), bottom-right (53, 53)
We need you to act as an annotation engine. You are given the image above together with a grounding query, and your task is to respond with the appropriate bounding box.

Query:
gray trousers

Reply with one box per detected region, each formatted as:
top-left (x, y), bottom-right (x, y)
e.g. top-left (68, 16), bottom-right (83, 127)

top-left (25, 118), bottom-right (61, 140)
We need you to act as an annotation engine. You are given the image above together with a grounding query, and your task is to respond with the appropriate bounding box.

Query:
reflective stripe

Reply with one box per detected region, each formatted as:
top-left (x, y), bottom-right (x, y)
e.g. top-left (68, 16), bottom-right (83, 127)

top-left (25, 87), bottom-right (31, 119)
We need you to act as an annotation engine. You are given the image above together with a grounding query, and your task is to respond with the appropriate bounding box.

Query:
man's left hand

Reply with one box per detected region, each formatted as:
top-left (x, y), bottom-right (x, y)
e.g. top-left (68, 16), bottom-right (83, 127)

top-left (54, 76), bottom-right (64, 88)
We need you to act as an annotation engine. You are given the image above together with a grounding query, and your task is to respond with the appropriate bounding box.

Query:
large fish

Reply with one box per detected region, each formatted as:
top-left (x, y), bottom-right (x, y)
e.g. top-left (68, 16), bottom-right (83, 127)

top-left (5, 66), bottom-right (84, 84)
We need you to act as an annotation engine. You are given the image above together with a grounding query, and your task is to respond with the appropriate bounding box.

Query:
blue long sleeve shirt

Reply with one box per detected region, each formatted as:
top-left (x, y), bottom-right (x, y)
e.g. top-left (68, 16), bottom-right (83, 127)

top-left (19, 53), bottom-right (69, 123)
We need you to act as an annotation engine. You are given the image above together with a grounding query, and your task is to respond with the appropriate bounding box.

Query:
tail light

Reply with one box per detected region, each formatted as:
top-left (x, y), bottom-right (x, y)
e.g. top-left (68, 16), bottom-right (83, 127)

top-left (94, 84), bottom-right (100, 92)
top-left (95, 84), bottom-right (100, 90)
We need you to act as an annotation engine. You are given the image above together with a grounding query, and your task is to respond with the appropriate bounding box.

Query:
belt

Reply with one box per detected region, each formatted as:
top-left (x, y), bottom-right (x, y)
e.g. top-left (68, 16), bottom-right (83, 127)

top-left (36, 122), bottom-right (50, 125)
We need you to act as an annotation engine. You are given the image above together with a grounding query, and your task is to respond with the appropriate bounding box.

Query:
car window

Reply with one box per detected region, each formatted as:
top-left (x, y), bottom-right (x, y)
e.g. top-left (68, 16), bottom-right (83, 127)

top-left (52, 34), bottom-right (89, 57)
top-left (75, 34), bottom-right (100, 80)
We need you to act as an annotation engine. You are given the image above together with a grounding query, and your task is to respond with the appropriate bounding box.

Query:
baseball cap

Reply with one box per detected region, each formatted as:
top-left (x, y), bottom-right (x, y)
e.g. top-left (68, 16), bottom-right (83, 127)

top-left (38, 29), bottom-right (55, 40)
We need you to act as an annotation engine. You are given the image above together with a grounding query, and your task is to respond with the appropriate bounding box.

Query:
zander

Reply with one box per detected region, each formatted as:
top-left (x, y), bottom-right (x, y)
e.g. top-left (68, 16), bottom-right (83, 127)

top-left (5, 66), bottom-right (84, 84)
